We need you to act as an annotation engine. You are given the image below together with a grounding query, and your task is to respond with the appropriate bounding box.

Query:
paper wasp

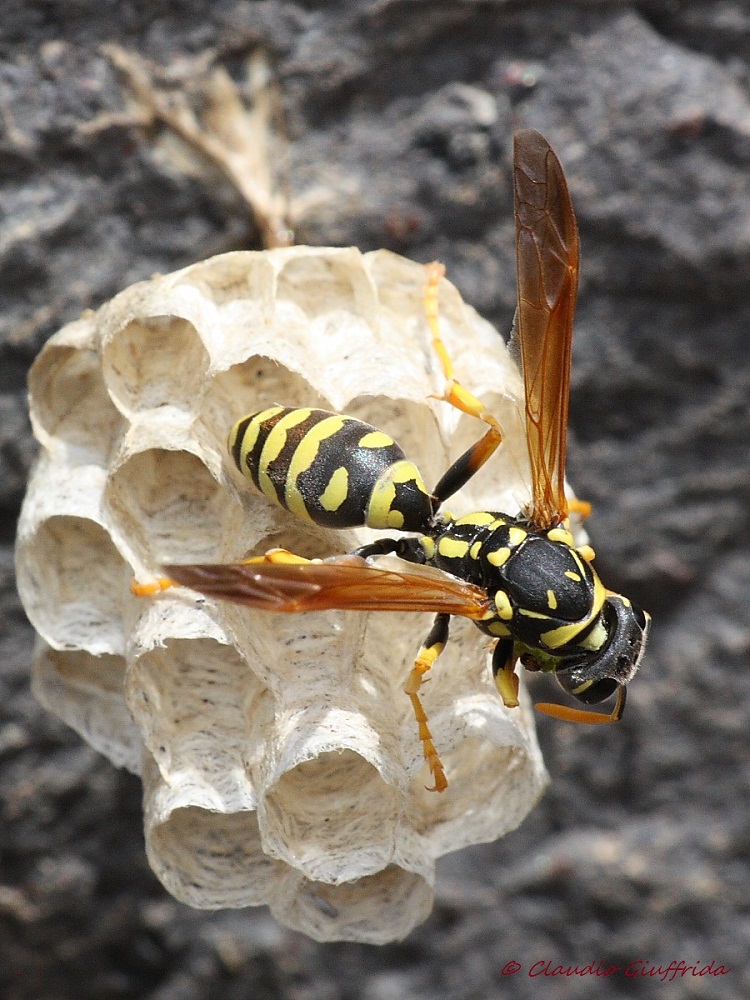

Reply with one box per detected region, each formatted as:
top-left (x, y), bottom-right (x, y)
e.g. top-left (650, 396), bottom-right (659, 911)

top-left (135, 130), bottom-right (650, 792)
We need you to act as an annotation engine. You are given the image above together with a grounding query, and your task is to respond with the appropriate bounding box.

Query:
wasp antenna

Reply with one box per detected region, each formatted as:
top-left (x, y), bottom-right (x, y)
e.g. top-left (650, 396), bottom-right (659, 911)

top-left (535, 686), bottom-right (626, 725)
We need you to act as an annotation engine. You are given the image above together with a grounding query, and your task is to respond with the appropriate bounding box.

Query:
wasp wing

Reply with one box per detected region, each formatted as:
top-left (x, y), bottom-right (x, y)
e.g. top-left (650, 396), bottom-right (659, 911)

top-left (513, 129), bottom-right (580, 529)
top-left (163, 554), bottom-right (491, 619)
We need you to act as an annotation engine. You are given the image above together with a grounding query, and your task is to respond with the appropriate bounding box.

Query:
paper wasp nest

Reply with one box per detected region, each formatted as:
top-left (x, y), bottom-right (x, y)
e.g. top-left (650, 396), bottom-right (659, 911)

top-left (17, 246), bottom-right (547, 943)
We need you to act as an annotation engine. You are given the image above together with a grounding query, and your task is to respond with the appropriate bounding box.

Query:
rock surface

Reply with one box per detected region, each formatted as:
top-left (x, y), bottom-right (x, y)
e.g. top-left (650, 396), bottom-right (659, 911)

top-left (1, 1), bottom-right (748, 996)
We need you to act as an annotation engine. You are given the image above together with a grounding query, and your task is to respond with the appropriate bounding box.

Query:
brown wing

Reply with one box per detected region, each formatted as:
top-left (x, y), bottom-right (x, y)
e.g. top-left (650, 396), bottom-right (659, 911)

top-left (513, 129), bottom-right (580, 529)
top-left (164, 554), bottom-right (491, 619)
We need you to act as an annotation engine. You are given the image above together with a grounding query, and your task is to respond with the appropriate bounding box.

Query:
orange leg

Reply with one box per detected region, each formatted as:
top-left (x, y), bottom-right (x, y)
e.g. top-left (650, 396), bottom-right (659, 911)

top-left (131, 576), bottom-right (175, 597)
top-left (240, 547), bottom-right (311, 566)
top-left (569, 497), bottom-right (592, 519)
top-left (424, 263), bottom-right (504, 505)
top-left (131, 548), bottom-right (312, 598)
top-left (404, 612), bottom-right (450, 792)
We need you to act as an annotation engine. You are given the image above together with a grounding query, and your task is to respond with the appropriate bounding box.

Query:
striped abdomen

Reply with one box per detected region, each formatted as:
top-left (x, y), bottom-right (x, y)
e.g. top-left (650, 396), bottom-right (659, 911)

top-left (229, 407), bottom-right (434, 531)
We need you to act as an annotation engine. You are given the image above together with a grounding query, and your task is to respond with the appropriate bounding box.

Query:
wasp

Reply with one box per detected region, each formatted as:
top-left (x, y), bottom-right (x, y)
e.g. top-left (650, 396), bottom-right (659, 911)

top-left (135, 130), bottom-right (650, 792)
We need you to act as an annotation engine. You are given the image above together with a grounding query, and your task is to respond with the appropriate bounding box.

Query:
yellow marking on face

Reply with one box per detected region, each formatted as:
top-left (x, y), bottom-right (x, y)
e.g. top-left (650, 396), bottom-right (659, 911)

top-left (508, 526), bottom-right (527, 548)
top-left (366, 460), bottom-right (428, 529)
top-left (258, 408), bottom-right (313, 503)
top-left (469, 541), bottom-right (482, 559)
top-left (319, 466), bottom-right (349, 512)
top-left (455, 511), bottom-right (497, 527)
top-left (577, 545), bottom-right (596, 563)
top-left (420, 536), bottom-right (435, 560)
top-left (358, 430), bottom-right (395, 449)
top-left (437, 537), bottom-right (470, 560)
top-left (494, 590), bottom-right (513, 621)
top-left (282, 413), bottom-right (345, 517)
top-left (487, 620), bottom-right (511, 637)
top-left (487, 547), bottom-right (510, 567)
top-left (547, 589), bottom-right (558, 610)
top-left (578, 619), bottom-right (607, 652)
top-left (547, 526), bottom-right (574, 546)
top-left (565, 570), bottom-right (582, 582)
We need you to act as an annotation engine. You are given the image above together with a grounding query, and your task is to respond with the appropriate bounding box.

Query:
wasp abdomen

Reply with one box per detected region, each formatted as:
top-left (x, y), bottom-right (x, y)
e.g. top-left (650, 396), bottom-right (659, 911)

top-left (229, 406), bottom-right (434, 531)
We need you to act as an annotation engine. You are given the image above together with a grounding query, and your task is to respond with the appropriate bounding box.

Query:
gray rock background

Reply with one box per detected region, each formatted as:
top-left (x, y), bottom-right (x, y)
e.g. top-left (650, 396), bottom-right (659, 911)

top-left (2, 2), bottom-right (749, 997)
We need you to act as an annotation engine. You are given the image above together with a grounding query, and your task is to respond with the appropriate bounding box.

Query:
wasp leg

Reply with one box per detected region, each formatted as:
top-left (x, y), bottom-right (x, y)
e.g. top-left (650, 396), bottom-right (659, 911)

top-left (131, 548), bottom-right (311, 597)
top-left (239, 548), bottom-right (312, 565)
top-left (424, 263), bottom-right (504, 506)
top-left (131, 576), bottom-right (175, 597)
top-left (569, 497), bottom-right (592, 519)
top-left (352, 537), bottom-right (401, 559)
top-left (404, 612), bottom-right (451, 792)
top-left (353, 536), bottom-right (428, 564)
top-left (491, 639), bottom-right (520, 709)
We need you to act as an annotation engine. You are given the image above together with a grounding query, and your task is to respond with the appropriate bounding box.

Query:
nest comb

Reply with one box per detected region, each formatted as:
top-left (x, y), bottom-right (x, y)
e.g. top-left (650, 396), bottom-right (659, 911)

top-left (16, 246), bottom-right (548, 943)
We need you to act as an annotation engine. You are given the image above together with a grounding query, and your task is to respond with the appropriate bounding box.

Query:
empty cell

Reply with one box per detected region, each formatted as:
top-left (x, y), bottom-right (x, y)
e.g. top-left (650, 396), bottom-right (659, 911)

top-left (28, 344), bottom-right (122, 461)
top-left (32, 645), bottom-right (142, 772)
top-left (260, 749), bottom-right (401, 884)
top-left (18, 515), bottom-right (128, 655)
top-left (276, 865), bottom-right (433, 944)
top-left (146, 800), bottom-right (293, 909)
top-left (363, 249), bottom-right (428, 324)
top-left (102, 315), bottom-right (210, 418)
top-left (174, 250), bottom-right (276, 309)
top-left (204, 356), bottom-right (330, 453)
top-left (127, 635), bottom-right (269, 812)
top-left (410, 737), bottom-right (544, 857)
top-left (276, 250), bottom-right (376, 321)
top-left (105, 448), bottom-right (234, 564)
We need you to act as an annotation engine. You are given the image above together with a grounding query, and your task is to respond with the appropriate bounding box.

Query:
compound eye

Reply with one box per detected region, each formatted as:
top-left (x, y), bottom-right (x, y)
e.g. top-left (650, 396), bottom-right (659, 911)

top-left (574, 677), bottom-right (618, 705)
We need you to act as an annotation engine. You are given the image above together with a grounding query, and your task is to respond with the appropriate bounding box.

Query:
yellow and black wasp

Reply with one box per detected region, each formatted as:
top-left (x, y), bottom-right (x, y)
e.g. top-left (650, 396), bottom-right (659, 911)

top-left (136, 130), bottom-right (650, 792)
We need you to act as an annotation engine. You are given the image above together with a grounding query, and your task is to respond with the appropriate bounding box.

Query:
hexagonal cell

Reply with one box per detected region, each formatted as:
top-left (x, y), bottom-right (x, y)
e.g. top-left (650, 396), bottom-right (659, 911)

top-left (32, 645), bottom-right (142, 773)
top-left (354, 613), bottom-right (548, 831)
top-left (17, 515), bottom-right (129, 655)
top-left (28, 343), bottom-right (123, 463)
top-left (345, 394), bottom-right (447, 495)
top-left (173, 250), bottom-right (277, 310)
top-left (417, 736), bottom-right (546, 857)
top-left (275, 865), bottom-right (434, 944)
top-left (105, 447), bottom-right (243, 565)
top-left (141, 734), bottom-right (296, 910)
top-left (102, 315), bottom-right (210, 419)
top-left (275, 249), bottom-right (377, 321)
top-left (147, 805), bottom-right (291, 908)
top-left (364, 249), bottom-right (430, 321)
top-left (127, 635), bottom-right (269, 811)
top-left (203, 354), bottom-right (331, 462)
top-left (260, 748), bottom-right (403, 884)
